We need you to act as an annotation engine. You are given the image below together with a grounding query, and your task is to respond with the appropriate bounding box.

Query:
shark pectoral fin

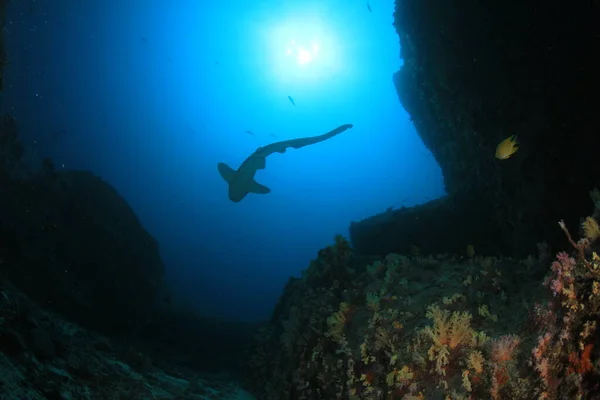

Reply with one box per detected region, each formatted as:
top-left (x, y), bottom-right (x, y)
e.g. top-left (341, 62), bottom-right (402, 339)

top-left (249, 179), bottom-right (271, 194)
top-left (217, 162), bottom-right (236, 184)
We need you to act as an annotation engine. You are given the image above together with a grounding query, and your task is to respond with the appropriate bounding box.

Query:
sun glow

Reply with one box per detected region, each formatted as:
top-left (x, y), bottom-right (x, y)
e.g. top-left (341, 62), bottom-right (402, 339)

top-left (286, 41), bottom-right (321, 65)
top-left (263, 15), bottom-right (342, 84)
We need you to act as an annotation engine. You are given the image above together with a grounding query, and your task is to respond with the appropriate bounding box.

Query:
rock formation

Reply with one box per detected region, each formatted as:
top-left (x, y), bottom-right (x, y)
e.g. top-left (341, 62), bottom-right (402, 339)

top-left (351, 1), bottom-right (600, 258)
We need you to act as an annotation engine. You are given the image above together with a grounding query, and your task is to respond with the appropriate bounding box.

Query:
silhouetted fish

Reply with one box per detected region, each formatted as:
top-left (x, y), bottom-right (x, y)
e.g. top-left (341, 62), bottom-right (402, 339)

top-left (218, 124), bottom-right (354, 202)
top-left (245, 130), bottom-right (255, 136)
top-left (288, 96), bottom-right (296, 106)
top-left (367, 2), bottom-right (372, 12)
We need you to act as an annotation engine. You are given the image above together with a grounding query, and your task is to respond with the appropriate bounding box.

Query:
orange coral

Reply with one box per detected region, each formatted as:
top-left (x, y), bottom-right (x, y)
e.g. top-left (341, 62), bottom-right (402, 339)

top-left (491, 335), bottom-right (521, 363)
top-left (568, 344), bottom-right (594, 375)
top-left (490, 335), bottom-right (520, 399)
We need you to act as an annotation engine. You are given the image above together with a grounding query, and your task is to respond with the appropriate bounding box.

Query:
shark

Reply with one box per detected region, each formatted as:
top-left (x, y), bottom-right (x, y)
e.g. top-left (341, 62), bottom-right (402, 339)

top-left (218, 123), bottom-right (353, 202)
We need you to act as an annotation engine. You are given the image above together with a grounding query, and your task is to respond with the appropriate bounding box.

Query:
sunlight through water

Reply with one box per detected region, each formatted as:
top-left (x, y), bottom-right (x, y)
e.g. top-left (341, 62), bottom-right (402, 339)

top-left (264, 15), bottom-right (342, 85)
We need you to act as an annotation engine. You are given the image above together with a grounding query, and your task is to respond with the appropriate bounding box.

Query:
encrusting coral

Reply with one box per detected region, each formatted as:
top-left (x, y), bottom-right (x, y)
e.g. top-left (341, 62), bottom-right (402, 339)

top-left (243, 192), bottom-right (600, 399)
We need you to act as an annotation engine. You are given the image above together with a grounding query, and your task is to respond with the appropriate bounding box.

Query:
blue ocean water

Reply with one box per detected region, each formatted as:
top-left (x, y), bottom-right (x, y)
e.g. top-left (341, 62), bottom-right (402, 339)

top-left (2, 0), bottom-right (444, 322)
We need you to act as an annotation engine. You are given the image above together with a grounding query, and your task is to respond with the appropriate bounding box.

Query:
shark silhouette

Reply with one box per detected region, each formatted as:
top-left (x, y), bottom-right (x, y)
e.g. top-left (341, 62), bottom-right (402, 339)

top-left (218, 123), bottom-right (353, 202)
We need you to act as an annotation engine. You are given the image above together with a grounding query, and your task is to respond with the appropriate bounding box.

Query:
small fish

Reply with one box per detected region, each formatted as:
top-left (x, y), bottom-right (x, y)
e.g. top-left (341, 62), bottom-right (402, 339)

top-left (269, 133), bottom-right (277, 138)
top-left (495, 135), bottom-right (519, 160)
top-left (288, 96), bottom-right (296, 106)
top-left (367, 2), bottom-right (372, 12)
top-left (245, 130), bottom-right (255, 136)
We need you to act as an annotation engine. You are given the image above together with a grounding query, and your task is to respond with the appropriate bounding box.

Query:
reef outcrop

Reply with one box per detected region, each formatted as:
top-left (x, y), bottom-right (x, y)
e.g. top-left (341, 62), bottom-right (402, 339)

top-left (350, 1), bottom-right (600, 257)
top-left (244, 225), bottom-right (600, 398)
top-left (0, 115), bottom-right (164, 336)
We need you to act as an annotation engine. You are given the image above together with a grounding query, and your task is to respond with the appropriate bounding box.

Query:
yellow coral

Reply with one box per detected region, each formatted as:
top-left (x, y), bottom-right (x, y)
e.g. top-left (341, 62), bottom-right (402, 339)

top-left (467, 350), bottom-right (485, 373)
top-left (421, 305), bottom-right (476, 375)
top-left (423, 305), bottom-right (474, 349)
top-left (326, 302), bottom-right (350, 342)
top-left (582, 216), bottom-right (600, 242)
top-left (462, 369), bottom-right (472, 392)
top-left (478, 304), bottom-right (498, 322)
top-left (366, 292), bottom-right (380, 311)
top-left (443, 293), bottom-right (466, 305)
top-left (386, 365), bottom-right (413, 388)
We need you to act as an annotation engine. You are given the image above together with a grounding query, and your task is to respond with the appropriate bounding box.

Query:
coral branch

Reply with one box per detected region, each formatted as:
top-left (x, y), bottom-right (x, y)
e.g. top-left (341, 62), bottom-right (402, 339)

top-left (558, 220), bottom-right (591, 268)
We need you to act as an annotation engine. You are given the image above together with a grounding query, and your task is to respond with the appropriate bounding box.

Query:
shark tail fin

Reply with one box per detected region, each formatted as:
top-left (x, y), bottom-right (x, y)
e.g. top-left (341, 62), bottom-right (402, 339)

top-left (217, 162), bottom-right (236, 184)
top-left (249, 179), bottom-right (271, 195)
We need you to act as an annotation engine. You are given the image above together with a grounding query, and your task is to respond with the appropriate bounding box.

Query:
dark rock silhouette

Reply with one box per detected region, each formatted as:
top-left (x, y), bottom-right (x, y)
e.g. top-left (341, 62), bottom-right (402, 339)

top-left (0, 169), bottom-right (165, 335)
top-left (0, 115), bottom-right (164, 336)
top-left (351, 1), bottom-right (600, 257)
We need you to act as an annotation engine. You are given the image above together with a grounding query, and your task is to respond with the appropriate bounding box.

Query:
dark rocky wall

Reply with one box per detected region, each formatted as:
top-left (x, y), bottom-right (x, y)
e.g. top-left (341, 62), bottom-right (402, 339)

top-left (0, 163), bottom-right (165, 336)
top-left (351, 1), bottom-right (600, 257)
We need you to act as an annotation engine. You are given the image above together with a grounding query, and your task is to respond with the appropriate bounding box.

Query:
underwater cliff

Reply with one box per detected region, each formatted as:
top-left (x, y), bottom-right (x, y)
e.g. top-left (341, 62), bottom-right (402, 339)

top-left (351, 1), bottom-right (600, 259)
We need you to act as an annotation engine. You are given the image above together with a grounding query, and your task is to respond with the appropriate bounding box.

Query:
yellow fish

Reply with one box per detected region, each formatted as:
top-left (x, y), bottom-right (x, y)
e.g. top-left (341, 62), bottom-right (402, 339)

top-left (495, 135), bottom-right (519, 159)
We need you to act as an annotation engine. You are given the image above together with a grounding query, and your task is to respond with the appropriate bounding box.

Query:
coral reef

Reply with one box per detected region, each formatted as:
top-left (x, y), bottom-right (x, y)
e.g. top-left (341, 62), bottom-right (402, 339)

top-left (243, 196), bottom-right (600, 399)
